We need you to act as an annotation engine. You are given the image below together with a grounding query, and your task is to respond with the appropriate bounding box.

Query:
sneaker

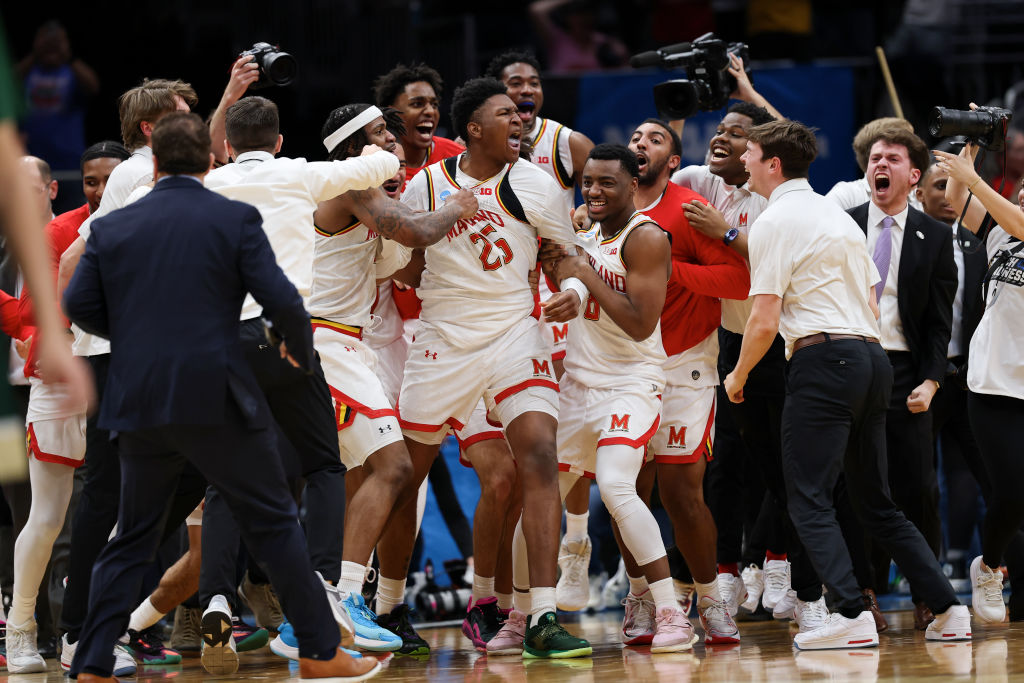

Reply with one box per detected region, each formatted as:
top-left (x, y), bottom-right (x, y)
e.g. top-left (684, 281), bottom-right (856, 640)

top-left (112, 636), bottom-right (140, 677)
top-left (200, 596), bottom-right (238, 675)
top-left (718, 572), bottom-right (747, 617)
top-left (171, 604), bottom-right (202, 652)
top-left (238, 574), bottom-right (284, 630)
top-left (793, 597), bottom-right (829, 633)
top-left (620, 592), bottom-right (656, 646)
top-left (60, 633), bottom-right (75, 671)
top-left (270, 619), bottom-right (299, 661)
top-left (462, 596), bottom-right (502, 650)
top-left (651, 607), bottom-right (697, 653)
top-left (375, 603), bottom-right (429, 656)
top-left (794, 611), bottom-right (879, 650)
top-left (317, 571), bottom-right (356, 648)
top-left (674, 581), bottom-right (696, 617)
top-left (556, 536), bottom-right (592, 611)
top-left (762, 558), bottom-right (791, 610)
top-left (6, 619), bottom-right (46, 673)
top-left (523, 612), bottom-right (592, 659)
top-left (487, 609), bottom-right (527, 656)
top-left (586, 571), bottom-right (607, 612)
top-left (971, 556), bottom-right (1007, 623)
top-left (925, 604), bottom-right (972, 641)
top-left (341, 592), bottom-right (402, 652)
top-left (125, 626), bottom-right (183, 664)
top-left (602, 559), bottom-right (629, 607)
top-left (773, 588), bottom-right (798, 620)
top-left (740, 565), bottom-right (764, 612)
top-left (698, 596), bottom-right (740, 644)
top-left (232, 615), bottom-right (269, 652)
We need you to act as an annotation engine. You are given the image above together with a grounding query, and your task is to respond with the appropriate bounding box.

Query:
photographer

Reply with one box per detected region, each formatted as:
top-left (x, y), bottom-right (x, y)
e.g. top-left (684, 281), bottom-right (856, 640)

top-left (936, 135), bottom-right (1024, 624)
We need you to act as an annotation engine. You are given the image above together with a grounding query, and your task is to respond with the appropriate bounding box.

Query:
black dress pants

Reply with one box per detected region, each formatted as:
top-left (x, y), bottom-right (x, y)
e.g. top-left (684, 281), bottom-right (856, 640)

top-left (71, 409), bottom-right (338, 678)
top-left (199, 319), bottom-right (345, 606)
top-left (782, 338), bottom-right (957, 616)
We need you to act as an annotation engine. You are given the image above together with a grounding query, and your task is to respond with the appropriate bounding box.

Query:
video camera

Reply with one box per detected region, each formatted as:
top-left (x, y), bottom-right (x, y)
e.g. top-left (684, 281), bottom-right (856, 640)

top-left (630, 33), bottom-right (750, 120)
top-left (239, 42), bottom-right (297, 89)
top-left (928, 105), bottom-right (1013, 152)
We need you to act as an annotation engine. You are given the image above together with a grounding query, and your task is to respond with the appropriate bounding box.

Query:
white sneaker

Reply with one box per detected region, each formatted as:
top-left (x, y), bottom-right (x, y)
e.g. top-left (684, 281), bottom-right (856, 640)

top-left (970, 556), bottom-right (1006, 623)
top-left (201, 595), bottom-right (238, 675)
top-left (6, 619), bottom-right (46, 673)
top-left (793, 597), bottom-right (829, 633)
top-left (925, 604), bottom-right (972, 641)
top-left (586, 570), bottom-right (608, 612)
top-left (718, 572), bottom-right (747, 617)
top-left (316, 570), bottom-right (356, 647)
top-left (620, 592), bottom-right (656, 645)
top-left (740, 565), bottom-right (764, 612)
top-left (602, 559), bottom-right (629, 607)
top-left (773, 588), bottom-right (798, 620)
top-left (114, 634), bottom-right (139, 677)
top-left (674, 581), bottom-right (696, 616)
top-left (60, 633), bottom-right (76, 671)
top-left (793, 611), bottom-right (879, 650)
top-left (556, 535), bottom-right (592, 611)
top-left (762, 558), bottom-right (791, 610)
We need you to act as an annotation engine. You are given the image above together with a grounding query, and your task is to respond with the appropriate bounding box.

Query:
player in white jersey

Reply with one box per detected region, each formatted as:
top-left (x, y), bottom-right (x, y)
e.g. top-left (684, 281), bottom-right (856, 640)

top-left (383, 77), bottom-right (591, 659)
top-left (308, 103), bottom-right (478, 656)
top-left (545, 143), bottom-right (695, 652)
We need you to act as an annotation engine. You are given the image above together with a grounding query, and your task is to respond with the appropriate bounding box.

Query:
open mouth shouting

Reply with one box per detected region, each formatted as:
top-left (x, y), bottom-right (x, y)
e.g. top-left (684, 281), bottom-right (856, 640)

top-left (508, 129), bottom-right (522, 155)
top-left (873, 171), bottom-right (891, 195)
top-left (709, 142), bottom-right (733, 166)
top-left (381, 178), bottom-right (402, 199)
top-left (635, 151), bottom-right (649, 176)
top-left (517, 100), bottom-right (536, 125)
top-left (413, 120), bottom-right (435, 145)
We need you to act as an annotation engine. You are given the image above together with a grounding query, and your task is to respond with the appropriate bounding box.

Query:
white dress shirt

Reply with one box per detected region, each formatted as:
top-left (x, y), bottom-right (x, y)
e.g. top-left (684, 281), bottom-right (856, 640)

top-left (948, 221), bottom-right (966, 358)
top-left (205, 151), bottom-right (399, 321)
top-left (748, 179), bottom-right (881, 358)
top-left (866, 202), bottom-right (910, 352)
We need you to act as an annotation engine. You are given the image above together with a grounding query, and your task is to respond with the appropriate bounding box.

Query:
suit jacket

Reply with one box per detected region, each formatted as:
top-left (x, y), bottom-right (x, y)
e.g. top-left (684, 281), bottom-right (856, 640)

top-left (63, 176), bottom-right (313, 432)
top-left (956, 225), bottom-right (987, 358)
top-left (849, 203), bottom-right (957, 384)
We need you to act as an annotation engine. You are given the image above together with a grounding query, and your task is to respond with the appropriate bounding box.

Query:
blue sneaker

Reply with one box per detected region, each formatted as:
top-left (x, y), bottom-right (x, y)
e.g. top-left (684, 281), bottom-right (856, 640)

top-left (270, 620), bottom-right (365, 662)
top-left (342, 593), bottom-right (402, 652)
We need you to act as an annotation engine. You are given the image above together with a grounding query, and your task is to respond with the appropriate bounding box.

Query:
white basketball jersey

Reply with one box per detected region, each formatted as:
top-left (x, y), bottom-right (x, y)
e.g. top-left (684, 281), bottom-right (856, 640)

top-left (525, 116), bottom-right (575, 215)
top-left (564, 212), bottom-right (667, 390)
top-left (402, 154), bottom-right (579, 349)
top-left (308, 219), bottom-right (389, 330)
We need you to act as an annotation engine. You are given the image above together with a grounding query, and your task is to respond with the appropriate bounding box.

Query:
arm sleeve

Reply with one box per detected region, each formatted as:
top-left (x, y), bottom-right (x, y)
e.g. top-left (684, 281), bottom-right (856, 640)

top-left (303, 153), bottom-right (401, 203)
top-left (670, 206), bottom-right (751, 300)
top-left (0, 290), bottom-right (25, 339)
top-left (747, 218), bottom-right (791, 298)
top-left (921, 231), bottom-right (957, 383)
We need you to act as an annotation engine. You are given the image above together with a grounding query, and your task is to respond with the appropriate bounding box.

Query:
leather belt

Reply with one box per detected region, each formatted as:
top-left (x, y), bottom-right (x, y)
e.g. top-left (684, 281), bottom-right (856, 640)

top-left (793, 332), bottom-right (879, 353)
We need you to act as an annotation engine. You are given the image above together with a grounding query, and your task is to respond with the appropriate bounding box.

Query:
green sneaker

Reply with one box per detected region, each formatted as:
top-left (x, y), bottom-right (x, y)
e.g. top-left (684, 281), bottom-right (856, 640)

top-left (523, 612), bottom-right (592, 659)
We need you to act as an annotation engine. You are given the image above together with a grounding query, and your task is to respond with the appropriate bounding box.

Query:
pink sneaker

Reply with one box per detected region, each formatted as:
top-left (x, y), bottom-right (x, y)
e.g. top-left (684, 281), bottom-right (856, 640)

top-left (621, 592), bottom-right (656, 645)
top-left (485, 609), bottom-right (526, 656)
top-left (651, 607), bottom-right (698, 653)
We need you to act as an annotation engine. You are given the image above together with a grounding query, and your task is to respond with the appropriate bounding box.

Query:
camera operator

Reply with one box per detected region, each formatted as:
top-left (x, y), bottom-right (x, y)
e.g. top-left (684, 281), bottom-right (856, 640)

top-left (936, 135), bottom-right (1024, 624)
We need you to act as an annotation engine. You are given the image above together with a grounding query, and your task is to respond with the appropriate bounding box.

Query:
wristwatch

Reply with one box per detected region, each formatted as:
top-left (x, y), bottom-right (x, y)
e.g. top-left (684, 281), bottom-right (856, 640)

top-left (723, 228), bottom-right (739, 245)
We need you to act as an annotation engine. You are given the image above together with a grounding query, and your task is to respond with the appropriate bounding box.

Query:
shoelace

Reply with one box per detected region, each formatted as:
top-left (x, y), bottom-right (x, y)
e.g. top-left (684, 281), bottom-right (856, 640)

top-left (701, 599), bottom-right (732, 627)
top-left (622, 594), bottom-right (654, 631)
top-left (980, 572), bottom-right (1005, 602)
top-left (764, 564), bottom-right (789, 592)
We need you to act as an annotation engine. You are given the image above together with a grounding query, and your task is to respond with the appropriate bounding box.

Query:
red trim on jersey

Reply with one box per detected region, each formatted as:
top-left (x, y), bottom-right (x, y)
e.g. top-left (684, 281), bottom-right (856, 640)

top-left (492, 378), bottom-right (560, 405)
top-left (598, 414), bottom-right (661, 449)
top-left (552, 349), bottom-right (566, 361)
top-left (405, 136), bottom-right (465, 183)
top-left (456, 430), bottom-right (506, 457)
top-left (558, 462), bottom-right (596, 480)
top-left (326, 385), bottom-right (397, 432)
top-left (397, 413), bottom-right (466, 433)
top-left (26, 423), bottom-right (84, 469)
top-left (653, 394), bottom-right (716, 464)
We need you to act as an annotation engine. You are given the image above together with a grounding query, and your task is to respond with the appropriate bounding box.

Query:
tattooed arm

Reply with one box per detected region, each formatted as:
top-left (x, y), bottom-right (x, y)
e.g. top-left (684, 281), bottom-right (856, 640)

top-left (350, 186), bottom-right (479, 249)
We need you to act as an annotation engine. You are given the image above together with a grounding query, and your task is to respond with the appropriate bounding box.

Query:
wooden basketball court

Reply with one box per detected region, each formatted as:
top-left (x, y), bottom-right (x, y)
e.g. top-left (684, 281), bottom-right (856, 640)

top-left (16, 609), bottom-right (1019, 681)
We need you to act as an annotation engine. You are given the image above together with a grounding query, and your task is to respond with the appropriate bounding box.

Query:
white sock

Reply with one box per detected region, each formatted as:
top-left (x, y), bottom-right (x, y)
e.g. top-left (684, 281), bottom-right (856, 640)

top-left (338, 561), bottom-right (366, 597)
top-left (496, 592), bottom-right (513, 610)
top-left (9, 593), bottom-right (36, 629)
top-left (529, 586), bottom-right (556, 623)
top-left (129, 597), bottom-right (165, 632)
top-left (472, 574), bottom-right (495, 603)
top-left (513, 588), bottom-right (531, 615)
top-left (649, 577), bottom-right (678, 612)
top-left (627, 574), bottom-right (649, 598)
top-left (375, 576), bottom-right (406, 616)
top-left (696, 577), bottom-right (722, 603)
top-left (565, 512), bottom-right (589, 541)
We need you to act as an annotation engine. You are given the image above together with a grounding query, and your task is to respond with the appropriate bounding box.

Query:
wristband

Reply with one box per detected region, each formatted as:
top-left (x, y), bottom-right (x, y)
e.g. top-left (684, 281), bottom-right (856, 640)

top-left (560, 277), bottom-right (589, 310)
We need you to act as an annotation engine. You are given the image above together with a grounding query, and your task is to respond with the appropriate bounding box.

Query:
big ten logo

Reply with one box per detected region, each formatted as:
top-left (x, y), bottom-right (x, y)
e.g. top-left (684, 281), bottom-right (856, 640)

top-left (667, 425), bottom-right (686, 448)
top-left (536, 155), bottom-right (550, 164)
top-left (475, 187), bottom-right (493, 195)
top-left (532, 358), bottom-right (551, 377)
top-left (609, 413), bottom-right (630, 432)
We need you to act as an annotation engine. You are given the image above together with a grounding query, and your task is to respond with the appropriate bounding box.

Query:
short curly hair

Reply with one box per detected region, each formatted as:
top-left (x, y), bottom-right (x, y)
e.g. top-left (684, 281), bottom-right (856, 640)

top-left (485, 49), bottom-right (542, 80)
top-left (588, 143), bottom-right (640, 178)
top-left (321, 104), bottom-right (406, 161)
top-left (727, 101), bottom-right (776, 127)
top-left (852, 117), bottom-right (914, 172)
top-left (373, 63), bottom-right (444, 108)
top-left (450, 77), bottom-right (509, 144)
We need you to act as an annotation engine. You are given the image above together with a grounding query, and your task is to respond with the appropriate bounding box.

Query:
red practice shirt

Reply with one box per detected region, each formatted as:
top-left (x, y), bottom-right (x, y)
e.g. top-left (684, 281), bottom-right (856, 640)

top-left (643, 182), bottom-right (750, 356)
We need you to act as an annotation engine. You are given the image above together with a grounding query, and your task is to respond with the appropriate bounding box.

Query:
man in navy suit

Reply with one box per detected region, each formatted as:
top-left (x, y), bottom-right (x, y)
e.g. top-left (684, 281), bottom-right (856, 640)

top-left (63, 113), bottom-right (378, 682)
top-left (847, 129), bottom-right (957, 629)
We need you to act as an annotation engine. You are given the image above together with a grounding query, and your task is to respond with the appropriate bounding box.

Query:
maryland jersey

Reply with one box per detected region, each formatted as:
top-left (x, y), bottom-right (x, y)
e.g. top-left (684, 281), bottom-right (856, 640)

top-left (402, 154), bottom-right (579, 349)
top-left (525, 116), bottom-right (575, 214)
top-left (564, 212), bottom-right (667, 390)
top-left (307, 219), bottom-right (410, 329)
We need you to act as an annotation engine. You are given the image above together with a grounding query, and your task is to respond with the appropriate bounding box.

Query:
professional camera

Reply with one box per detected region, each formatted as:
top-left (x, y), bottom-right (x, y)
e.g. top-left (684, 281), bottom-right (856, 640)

top-left (239, 42), bottom-right (297, 89)
top-left (928, 105), bottom-right (1013, 152)
top-left (630, 33), bottom-right (750, 120)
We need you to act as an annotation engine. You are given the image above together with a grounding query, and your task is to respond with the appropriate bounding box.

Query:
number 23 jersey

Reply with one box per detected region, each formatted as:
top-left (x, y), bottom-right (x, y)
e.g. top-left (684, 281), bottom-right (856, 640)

top-left (402, 154), bottom-right (579, 349)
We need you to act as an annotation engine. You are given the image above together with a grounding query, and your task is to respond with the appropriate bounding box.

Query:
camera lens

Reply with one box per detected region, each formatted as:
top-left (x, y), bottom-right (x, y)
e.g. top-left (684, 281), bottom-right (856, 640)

top-left (263, 52), bottom-right (298, 86)
top-left (929, 106), bottom-right (992, 140)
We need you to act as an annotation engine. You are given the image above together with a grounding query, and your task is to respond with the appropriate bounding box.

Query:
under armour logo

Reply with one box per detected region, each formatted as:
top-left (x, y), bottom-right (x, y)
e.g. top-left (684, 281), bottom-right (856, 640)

top-left (378, 425), bottom-right (392, 434)
top-left (425, 350), bottom-right (437, 360)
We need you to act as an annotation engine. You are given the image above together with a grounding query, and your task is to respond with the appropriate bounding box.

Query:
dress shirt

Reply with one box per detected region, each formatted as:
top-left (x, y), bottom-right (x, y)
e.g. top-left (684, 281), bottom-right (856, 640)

top-left (866, 202), bottom-right (910, 351)
top-left (947, 221), bottom-right (965, 358)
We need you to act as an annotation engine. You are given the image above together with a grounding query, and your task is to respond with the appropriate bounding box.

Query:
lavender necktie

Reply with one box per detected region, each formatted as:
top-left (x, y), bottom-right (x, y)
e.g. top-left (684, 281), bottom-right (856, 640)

top-left (872, 215), bottom-right (895, 300)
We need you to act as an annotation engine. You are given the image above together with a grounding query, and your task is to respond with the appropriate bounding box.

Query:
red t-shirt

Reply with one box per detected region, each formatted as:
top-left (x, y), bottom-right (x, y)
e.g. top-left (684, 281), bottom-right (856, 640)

top-left (642, 182), bottom-right (750, 356)
top-left (404, 136), bottom-right (465, 184)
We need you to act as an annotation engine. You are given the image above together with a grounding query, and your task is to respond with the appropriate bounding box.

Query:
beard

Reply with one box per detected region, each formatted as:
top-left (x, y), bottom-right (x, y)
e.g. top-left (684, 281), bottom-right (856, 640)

top-left (638, 155), bottom-right (668, 186)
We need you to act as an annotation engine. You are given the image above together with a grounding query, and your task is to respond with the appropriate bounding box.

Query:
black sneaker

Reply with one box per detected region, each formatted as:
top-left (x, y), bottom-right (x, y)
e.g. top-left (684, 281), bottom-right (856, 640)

top-left (375, 604), bottom-right (429, 656)
top-left (523, 612), bottom-right (592, 659)
top-left (125, 627), bottom-right (183, 665)
top-left (461, 596), bottom-right (502, 650)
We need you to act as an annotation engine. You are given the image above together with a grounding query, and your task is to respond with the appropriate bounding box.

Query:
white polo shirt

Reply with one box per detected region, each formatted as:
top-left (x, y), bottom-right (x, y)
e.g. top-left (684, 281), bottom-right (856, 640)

top-left (671, 164), bottom-right (767, 333)
top-left (748, 179), bottom-right (881, 358)
top-left (865, 201), bottom-right (910, 352)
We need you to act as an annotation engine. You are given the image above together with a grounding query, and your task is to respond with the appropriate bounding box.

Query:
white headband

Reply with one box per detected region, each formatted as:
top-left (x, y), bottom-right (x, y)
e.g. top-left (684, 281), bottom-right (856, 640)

top-left (323, 106), bottom-right (384, 153)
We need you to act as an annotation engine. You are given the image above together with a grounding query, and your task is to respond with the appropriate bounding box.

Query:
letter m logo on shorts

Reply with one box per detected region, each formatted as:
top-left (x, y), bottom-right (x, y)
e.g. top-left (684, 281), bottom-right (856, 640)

top-left (532, 359), bottom-right (551, 377)
top-left (610, 414), bottom-right (630, 431)
top-left (668, 425), bottom-right (686, 448)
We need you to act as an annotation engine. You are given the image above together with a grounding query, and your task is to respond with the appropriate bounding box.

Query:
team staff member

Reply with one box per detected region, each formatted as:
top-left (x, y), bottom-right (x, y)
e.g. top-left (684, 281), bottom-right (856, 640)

top-left (725, 119), bottom-right (971, 650)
